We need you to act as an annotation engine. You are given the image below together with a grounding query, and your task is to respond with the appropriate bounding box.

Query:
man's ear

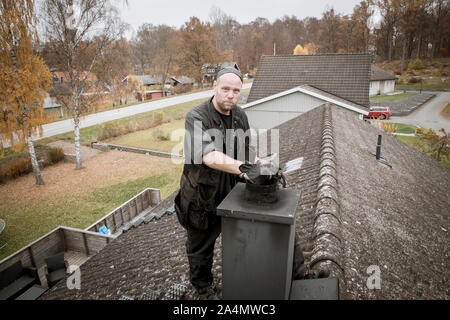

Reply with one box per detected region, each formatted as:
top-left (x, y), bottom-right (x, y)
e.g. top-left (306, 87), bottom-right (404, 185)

top-left (213, 80), bottom-right (217, 90)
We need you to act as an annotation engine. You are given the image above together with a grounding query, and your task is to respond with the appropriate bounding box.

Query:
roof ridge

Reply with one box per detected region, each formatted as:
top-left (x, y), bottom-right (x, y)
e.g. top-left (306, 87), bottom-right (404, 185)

top-left (309, 103), bottom-right (345, 289)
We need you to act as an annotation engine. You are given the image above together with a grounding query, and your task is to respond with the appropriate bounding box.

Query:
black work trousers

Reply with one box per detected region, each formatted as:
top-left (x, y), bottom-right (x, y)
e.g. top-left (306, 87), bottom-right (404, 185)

top-left (185, 213), bottom-right (305, 291)
top-left (186, 214), bottom-right (221, 291)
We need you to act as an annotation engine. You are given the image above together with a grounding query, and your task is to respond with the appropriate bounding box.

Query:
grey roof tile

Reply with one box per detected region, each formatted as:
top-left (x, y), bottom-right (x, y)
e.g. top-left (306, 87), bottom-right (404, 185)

top-left (248, 54), bottom-right (371, 107)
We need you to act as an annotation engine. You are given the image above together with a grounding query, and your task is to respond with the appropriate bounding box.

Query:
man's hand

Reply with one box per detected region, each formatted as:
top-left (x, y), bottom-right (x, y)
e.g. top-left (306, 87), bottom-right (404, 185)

top-left (238, 162), bottom-right (271, 185)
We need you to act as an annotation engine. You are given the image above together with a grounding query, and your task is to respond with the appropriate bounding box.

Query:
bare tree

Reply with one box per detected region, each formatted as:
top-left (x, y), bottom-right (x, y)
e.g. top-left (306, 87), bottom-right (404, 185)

top-left (40, 0), bottom-right (126, 170)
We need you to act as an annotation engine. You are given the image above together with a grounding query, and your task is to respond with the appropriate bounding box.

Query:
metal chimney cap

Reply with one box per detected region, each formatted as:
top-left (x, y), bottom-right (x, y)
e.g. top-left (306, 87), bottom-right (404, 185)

top-left (217, 183), bottom-right (300, 225)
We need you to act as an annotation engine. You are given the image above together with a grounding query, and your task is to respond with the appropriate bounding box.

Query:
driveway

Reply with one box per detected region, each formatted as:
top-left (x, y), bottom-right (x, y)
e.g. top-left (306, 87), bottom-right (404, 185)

top-left (2, 83), bottom-right (252, 147)
top-left (389, 91), bottom-right (450, 132)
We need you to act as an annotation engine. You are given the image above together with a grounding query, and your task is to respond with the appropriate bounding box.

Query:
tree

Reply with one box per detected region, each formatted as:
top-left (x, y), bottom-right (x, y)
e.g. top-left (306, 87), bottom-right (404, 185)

top-left (416, 127), bottom-right (449, 162)
top-left (40, 0), bottom-right (126, 170)
top-left (351, 0), bottom-right (374, 53)
top-left (176, 17), bottom-right (222, 83)
top-left (320, 7), bottom-right (343, 53)
top-left (0, 0), bottom-right (52, 185)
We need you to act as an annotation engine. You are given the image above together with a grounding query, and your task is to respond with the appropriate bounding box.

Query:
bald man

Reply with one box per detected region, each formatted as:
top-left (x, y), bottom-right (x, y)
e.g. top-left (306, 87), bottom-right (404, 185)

top-left (174, 68), bottom-right (267, 298)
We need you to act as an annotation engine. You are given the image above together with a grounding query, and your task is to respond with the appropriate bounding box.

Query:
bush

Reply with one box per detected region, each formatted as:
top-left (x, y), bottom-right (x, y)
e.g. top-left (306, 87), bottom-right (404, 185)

top-left (408, 77), bottom-right (420, 83)
top-left (153, 111), bottom-right (164, 127)
top-left (408, 59), bottom-right (424, 70)
top-left (47, 147), bottom-right (65, 164)
top-left (152, 128), bottom-right (170, 141)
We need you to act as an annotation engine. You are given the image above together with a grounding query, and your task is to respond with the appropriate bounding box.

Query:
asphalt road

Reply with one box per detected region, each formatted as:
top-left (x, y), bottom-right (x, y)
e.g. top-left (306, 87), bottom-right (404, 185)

top-left (2, 83), bottom-right (252, 147)
top-left (389, 91), bottom-right (450, 132)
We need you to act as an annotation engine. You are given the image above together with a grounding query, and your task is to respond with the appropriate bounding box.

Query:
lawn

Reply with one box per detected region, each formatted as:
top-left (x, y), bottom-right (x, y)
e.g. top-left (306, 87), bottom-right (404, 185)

top-left (370, 92), bottom-right (417, 101)
top-left (105, 119), bottom-right (185, 154)
top-left (396, 78), bottom-right (450, 90)
top-left (34, 98), bottom-right (206, 148)
top-left (396, 135), bottom-right (450, 171)
top-left (0, 150), bottom-right (183, 261)
top-left (391, 123), bottom-right (417, 134)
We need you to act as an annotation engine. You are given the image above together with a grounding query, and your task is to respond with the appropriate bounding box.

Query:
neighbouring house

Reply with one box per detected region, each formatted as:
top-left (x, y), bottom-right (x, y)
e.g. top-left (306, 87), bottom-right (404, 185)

top-left (243, 54), bottom-right (371, 129)
top-left (53, 71), bottom-right (97, 84)
top-left (170, 76), bottom-right (194, 87)
top-left (370, 65), bottom-right (397, 96)
top-left (201, 62), bottom-right (240, 84)
top-left (43, 93), bottom-right (63, 118)
top-left (38, 104), bottom-right (449, 300)
top-left (122, 75), bottom-right (170, 100)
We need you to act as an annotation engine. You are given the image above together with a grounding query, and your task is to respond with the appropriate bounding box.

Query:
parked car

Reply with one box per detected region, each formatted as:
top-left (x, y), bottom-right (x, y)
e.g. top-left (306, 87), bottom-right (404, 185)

top-left (364, 106), bottom-right (392, 120)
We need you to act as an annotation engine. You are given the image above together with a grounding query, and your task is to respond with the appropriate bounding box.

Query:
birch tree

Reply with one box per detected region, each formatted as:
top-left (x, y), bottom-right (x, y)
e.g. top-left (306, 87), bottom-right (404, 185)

top-left (40, 0), bottom-right (125, 170)
top-left (0, 0), bottom-right (52, 185)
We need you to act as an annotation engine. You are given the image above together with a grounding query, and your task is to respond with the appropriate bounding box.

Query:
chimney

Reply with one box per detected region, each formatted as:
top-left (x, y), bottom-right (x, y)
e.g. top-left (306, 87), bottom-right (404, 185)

top-left (216, 182), bottom-right (300, 300)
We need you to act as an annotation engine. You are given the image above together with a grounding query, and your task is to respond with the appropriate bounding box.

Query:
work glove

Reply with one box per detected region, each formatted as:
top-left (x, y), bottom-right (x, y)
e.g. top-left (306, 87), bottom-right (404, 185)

top-left (238, 162), bottom-right (270, 185)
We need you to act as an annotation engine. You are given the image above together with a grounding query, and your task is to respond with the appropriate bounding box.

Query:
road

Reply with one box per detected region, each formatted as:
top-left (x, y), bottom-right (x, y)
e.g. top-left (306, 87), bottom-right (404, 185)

top-left (2, 83), bottom-right (252, 147)
top-left (389, 91), bottom-right (450, 132)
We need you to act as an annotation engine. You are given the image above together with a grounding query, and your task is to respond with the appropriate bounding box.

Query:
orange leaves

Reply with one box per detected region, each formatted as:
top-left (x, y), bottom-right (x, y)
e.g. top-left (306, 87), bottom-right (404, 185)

top-left (0, 0), bottom-right (52, 154)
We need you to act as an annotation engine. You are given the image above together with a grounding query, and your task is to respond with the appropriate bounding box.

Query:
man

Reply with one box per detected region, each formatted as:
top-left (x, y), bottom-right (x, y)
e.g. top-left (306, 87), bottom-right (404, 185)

top-left (174, 67), bottom-right (266, 298)
top-left (174, 67), bottom-right (327, 299)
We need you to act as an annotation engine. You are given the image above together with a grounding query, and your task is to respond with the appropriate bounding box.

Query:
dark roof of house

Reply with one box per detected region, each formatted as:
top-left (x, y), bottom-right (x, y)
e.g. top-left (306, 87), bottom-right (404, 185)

top-left (40, 104), bottom-right (450, 300)
top-left (371, 65), bottom-right (397, 81)
top-left (247, 54), bottom-right (371, 107)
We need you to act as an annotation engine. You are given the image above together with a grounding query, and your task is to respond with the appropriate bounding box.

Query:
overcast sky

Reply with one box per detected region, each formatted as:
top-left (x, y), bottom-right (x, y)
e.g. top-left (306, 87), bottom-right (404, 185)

top-left (119, 0), bottom-right (368, 37)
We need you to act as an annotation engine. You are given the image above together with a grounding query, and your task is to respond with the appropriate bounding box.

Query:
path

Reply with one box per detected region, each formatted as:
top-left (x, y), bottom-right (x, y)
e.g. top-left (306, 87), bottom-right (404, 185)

top-left (389, 92), bottom-right (450, 132)
top-left (2, 83), bottom-right (252, 148)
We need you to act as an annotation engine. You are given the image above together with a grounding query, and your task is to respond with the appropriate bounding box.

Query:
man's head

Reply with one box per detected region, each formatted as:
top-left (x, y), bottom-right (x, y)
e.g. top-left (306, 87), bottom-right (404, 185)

top-left (212, 67), bottom-right (243, 115)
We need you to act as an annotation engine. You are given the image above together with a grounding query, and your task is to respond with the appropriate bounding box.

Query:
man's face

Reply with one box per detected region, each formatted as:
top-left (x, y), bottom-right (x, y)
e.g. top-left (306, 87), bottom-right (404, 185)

top-left (213, 73), bottom-right (242, 114)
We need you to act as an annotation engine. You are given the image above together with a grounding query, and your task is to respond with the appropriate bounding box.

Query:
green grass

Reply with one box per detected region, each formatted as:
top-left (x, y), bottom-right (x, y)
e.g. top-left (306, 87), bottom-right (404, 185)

top-left (106, 119), bottom-right (185, 153)
top-left (371, 92), bottom-right (417, 101)
top-left (35, 98), bottom-right (205, 148)
top-left (396, 135), bottom-right (450, 171)
top-left (396, 78), bottom-right (450, 90)
top-left (391, 123), bottom-right (418, 134)
top-left (0, 166), bottom-right (183, 261)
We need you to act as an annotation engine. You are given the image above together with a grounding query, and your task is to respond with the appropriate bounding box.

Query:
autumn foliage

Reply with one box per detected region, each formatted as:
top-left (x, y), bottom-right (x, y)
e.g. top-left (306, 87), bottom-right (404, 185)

top-left (0, 0), bottom-right (52, 155)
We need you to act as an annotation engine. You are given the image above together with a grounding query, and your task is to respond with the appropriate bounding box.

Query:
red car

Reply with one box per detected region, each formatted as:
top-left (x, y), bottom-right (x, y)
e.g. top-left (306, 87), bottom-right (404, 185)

top-left (364, 106), bottom-right (392, 120)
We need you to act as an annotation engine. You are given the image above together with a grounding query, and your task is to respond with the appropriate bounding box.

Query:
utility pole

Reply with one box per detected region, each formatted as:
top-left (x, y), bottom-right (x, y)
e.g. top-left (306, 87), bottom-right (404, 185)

top-left (273, 42), bottom-right (276, 56)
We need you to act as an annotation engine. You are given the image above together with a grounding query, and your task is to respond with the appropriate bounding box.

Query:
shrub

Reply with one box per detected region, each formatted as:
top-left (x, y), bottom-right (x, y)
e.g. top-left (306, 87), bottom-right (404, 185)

top-left (408, 58), bottom-right (424, 71)
top-left (408, 77), bottom-right (419, 83)
top-left (152, 128), bottom-right (170, 141)
top-left (47, 147), bottom-right (65, 164)
top-left (153, 111), bottom-right (164, 127)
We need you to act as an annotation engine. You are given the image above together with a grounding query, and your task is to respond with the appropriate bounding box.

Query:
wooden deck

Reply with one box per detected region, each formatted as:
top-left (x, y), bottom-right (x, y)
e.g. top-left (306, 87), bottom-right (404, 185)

top-left (37, 250), bottom-right (90, 288)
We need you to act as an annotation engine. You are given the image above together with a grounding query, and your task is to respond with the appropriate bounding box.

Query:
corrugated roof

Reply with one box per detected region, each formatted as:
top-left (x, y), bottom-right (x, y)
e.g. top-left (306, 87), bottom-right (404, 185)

top-left (40, 104), bottom-right (450, 300)
top-left (247, 54), bottom-right (371, 107)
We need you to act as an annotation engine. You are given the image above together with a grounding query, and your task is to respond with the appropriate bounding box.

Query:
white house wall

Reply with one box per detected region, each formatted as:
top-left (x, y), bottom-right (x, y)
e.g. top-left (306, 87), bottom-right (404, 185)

top-left (370, 80), bottom-right (395, 96)
top-left (245, 91), bottom-right (326, 129)
top-left (369, 81), bottom-right (380, 96)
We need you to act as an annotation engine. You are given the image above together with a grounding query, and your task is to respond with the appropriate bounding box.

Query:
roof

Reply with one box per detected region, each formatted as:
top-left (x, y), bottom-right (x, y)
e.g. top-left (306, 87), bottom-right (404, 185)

top-left (371, 65), bottom-right (396, 81)
top-left (171, 76), bottom-right (194, 85)
top-left (242, 84), bottom-right (369, 114)
top-left (53, 71), bottom-right (97, 83)
top-left (40, 104), bottom-right (450, 300)
top-left (247, 54), bottom-right (371, 107)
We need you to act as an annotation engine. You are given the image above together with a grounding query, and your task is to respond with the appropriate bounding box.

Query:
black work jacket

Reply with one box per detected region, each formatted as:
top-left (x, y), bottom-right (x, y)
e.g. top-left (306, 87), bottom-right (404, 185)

top-left (175, 97), bottom-right (254, 229)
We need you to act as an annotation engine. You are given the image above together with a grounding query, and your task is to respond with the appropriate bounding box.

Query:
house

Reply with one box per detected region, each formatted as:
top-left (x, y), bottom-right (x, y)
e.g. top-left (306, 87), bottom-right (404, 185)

top-left (170, 76), bottom-right (194, 86)
top-left (370, 65), bottom-right (397, 96)
top-left (43, 93), bottom-right (63, 118)
top-left (243, 54), bottom-right (371, 129)
top-left (122, 75), bottom-right (170, 100)
top-left (53, 71), bottom-right (97, 84)
top-left (38, 104), bottom-right (449, 300)
top-left (201, 62), bottom-right (240, 84)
